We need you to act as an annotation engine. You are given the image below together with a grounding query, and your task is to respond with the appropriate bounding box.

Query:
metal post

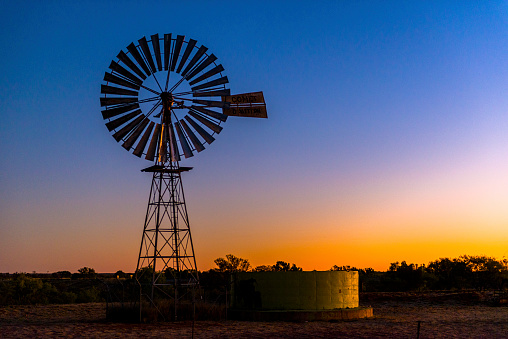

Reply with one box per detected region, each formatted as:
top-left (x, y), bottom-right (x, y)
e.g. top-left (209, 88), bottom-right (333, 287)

top-left (171, 161), bottom-right (179, 321)
top-left (151, 170), bottom-right (163, 300)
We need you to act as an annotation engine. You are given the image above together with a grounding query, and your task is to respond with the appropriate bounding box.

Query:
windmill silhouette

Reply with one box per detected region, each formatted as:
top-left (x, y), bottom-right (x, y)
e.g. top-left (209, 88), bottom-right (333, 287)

top-left (100, 33), bottom-right (267, 316)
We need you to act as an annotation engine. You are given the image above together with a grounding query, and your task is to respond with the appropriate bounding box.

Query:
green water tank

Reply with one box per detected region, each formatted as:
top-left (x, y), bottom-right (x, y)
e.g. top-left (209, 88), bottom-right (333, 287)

top-left (230, 271), bottom-right (359, 310)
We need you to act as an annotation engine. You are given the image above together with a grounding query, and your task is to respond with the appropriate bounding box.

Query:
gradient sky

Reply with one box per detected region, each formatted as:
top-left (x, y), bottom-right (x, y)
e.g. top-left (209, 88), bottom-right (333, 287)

top-left (1, 1), bottom-right (507, 273)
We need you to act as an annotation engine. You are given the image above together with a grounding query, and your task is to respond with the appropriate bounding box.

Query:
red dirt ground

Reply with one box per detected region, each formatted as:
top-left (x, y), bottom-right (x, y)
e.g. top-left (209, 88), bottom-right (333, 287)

top-left (1, 295), bottom-right (507, 338)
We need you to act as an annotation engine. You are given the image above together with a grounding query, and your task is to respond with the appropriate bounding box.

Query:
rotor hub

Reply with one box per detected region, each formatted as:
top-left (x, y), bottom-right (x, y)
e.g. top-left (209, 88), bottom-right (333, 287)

top-left (161, 92), bottom-right (174, 108)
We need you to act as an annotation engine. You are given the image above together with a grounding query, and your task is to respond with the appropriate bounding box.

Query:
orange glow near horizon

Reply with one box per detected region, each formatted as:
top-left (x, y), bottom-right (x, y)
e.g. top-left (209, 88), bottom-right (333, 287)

top-left (2, 153), bottom-right (507, 274)
top-left (194, 235), bottom-right (508, 272)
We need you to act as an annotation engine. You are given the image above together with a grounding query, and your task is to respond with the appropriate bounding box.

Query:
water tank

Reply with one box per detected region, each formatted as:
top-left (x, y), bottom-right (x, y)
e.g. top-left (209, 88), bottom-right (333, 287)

top-left (231, 271), bottom-right (359, 310)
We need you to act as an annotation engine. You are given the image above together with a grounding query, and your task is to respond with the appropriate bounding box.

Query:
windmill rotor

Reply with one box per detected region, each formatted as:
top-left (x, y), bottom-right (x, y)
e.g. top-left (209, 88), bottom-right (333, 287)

top-left (100, 34), bottom-right (237, 162)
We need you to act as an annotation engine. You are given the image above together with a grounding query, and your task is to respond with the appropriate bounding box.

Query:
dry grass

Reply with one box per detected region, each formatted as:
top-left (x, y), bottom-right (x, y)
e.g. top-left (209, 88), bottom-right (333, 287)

top-left (1, 294), bottom-right (507, 338)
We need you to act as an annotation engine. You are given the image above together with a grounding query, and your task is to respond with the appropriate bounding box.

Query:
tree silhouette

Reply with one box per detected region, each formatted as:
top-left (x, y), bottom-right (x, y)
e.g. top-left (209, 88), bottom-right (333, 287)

top-left (427, 257), bottom-right (470, 289)
top-left (253, 265), bottom-right (273, 272)
top-left (214, 254), bottom-right (251, 272)
top-left (331, 265), bottom-right (358, 271)
top-left (461, 255), bottom-right (507, 290)
top-left (272, 261), bottom-right (302, 271)
top-left (253, 261), bottom-right (302, 272)
top-left (75, 267), bottom-right (97, 279)
top-left (387, 261), bottom-right (425, 291)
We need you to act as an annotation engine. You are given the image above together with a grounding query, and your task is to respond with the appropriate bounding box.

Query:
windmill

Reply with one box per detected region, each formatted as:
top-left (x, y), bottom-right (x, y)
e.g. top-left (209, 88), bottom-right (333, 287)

top-left (99, 33), bottom-right (267, 312)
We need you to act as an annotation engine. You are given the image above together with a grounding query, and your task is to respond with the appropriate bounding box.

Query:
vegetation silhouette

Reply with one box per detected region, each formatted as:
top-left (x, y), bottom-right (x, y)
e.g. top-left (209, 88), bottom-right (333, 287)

top-left (256, 261), bottom-right (303, 272)
top-left (213, 254), bottom-right (251, 272)
top-left (0, 255), bottom-right (506, 306)
top-left (356, 256), bottom-right (508, 292)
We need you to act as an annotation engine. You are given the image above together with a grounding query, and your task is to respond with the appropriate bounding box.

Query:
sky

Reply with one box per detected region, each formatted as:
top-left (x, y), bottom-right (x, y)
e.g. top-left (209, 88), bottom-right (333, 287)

top-left (1, 1), bottom-right (507, 273)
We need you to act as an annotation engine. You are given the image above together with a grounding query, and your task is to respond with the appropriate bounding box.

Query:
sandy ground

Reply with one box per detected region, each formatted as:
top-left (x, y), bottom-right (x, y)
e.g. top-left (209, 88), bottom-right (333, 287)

top-left (1, 299), bottom-right (507, 338)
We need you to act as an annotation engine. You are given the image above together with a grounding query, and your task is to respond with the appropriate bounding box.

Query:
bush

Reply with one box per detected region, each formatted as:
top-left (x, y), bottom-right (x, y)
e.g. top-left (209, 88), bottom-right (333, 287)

top-left (77, 287), bottom-right (102, 303)
top-left (9, 274), bottom-right (62, 305)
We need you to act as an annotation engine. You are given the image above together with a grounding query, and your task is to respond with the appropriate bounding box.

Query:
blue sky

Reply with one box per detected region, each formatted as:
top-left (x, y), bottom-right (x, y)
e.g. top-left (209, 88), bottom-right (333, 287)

top-left (1, 1), bottom-right (507, 273)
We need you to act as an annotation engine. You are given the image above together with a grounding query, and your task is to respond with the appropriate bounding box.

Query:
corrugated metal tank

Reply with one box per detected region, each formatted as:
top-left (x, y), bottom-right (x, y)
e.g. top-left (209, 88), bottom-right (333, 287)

top-left (231, 271), bottom-right (359, 310)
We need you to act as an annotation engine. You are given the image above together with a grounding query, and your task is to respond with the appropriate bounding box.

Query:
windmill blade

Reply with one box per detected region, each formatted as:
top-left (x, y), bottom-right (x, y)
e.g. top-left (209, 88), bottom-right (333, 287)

top-left (188, 64), bottom-right (224, 86)
top-left (164, 33), bottom-right (172, 70)
top-left (190, 105), bottom-right (227, 122)
top-left (102, 103), bottom-right (139, 119)
top-left (112, 114), bottom-right (145, 141)
top-left (189, 111), bottom-right (223, 134)
top-left (170, 35), bottom-right (185, 71)
top-left (176, 39), bottom-right (197, 74)
top-left (192, 99), bottom-right (230, 109)
top-left (101, 85), bottom-right (138, 97)
top-left (191, 76), bottom-right (228, 91)
top-left (138, 37), bottom-right (157, 74)
top-left (122, 117), bottom-right (149, 150)
top-left (106, 110), bottom-right (141, 131)
top-left (100, 97), bottom-right (137, 107)
top-left (109, 61), bottom-right (143, 85)
top-left (151, 34), bottom-right (162, 71)
top-left (104, 72), bottom-right (140, 90)
top-left (184, 115), bottom-right (215, 144)
top-left (181, 45), bottom-right (208, 77)
top-left (168, 123), bottom-right (180, 162)
top-left (175, 121), bottom-right (193, 158)
top-left (117, 51), bottom-right (146, 80)
top-left (185, 54), bottom-right (217, 81)
top-left (133, 121), bottom-right (154, 157)
top-left (192, 89), bottom-right (230, 98)
top-left (127, 42), bottom-right (151, 76)
top-left (145, 123), bottom-right (161, 161)
top-left (180, 119), bottom-right (205, 152)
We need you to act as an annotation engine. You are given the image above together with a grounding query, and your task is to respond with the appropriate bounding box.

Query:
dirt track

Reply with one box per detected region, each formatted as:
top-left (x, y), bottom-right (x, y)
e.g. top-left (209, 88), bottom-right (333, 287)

top-left (1, 298), bottom-right (507, 338)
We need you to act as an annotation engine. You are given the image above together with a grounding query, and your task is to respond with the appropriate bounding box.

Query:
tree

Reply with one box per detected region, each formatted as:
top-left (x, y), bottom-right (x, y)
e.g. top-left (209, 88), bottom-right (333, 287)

top-left (13, 274), bottom-right (59, 305)
top-left (77, 267), bottom-right (97, 278)
top-left (383, 261), bottom-right (427, 291)
top-left (253, 261), bottom-right (302, 272)
top-left (427, 257), bottom-right (472, 289)
top-left (214, 254), bottom-right (251, 272)
top-left (52, 271), bottom-right (71, 279)
top-left (460, 255), bottom-right (507, 290)
top-left (360, 267), bottom-right (375, 274)
top-left (331, 265), bottom-right (358, 271)
top-left (272, 261), bottom-right (302, 271)
top-left (253, 265), bottom-right (273, 272)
